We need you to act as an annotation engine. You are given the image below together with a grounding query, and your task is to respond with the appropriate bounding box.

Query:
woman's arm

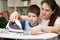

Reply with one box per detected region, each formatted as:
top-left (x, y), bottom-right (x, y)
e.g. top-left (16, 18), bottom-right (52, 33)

top-left (30, 17), bottom-right (60, 35)
top-left (30, 24), bottom-right (60, 35)
top-left (43, 17), bottom-right (60, 33)
top-left (42, 25), bottom-right (60, 33)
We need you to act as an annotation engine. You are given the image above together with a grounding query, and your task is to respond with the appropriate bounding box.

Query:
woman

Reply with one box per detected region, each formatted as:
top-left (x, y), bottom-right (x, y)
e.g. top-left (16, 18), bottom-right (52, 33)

top-left (10, 0), bottom-right (60, 35)
top-left (30, 0), bottom-right (60, 35)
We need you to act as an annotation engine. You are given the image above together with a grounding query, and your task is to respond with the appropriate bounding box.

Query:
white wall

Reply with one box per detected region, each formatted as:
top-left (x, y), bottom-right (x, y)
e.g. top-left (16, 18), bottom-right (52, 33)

top-left (31, 0), bottom-right (60, 7)
top-left (55, 0), bottom-right (60, 6)
top-left (0, 0), bottom-right (7, 12)
top-left (0, 0), bottom-right (3, 12)
top-left (0, 0), bottom-right (60, 13)
top-left (30, 0), bottom-right (42, 7)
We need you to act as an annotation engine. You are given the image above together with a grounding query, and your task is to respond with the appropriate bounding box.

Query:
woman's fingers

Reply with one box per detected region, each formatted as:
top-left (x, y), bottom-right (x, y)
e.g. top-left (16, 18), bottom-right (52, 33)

top-left (30, 31), bottom-right (38, 35)
top-left (30, 27), bottom-right (40, 35)
top-left (30, 25), bottom-right (43, 35)
top-left (30, 30), bottom-right (39, 35)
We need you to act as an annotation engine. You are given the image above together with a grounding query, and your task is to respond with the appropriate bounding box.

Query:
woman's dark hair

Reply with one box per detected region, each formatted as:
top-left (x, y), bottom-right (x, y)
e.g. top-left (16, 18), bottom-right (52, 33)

top-left (41, 0), bottom-right (60, 26)
top-left (27, 5), bottom-right (40, 16)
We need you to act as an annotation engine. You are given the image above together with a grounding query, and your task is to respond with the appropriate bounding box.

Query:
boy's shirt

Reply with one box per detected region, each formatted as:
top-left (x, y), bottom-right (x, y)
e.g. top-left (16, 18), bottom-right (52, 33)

top-left (21, 20), bottom-right (45, 32)
top-left (21, 20), bottom-right (39, 31)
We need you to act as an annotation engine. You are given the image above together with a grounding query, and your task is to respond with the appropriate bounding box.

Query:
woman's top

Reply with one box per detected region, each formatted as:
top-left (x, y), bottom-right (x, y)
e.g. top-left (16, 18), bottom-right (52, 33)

top-left (40, 17), bottom-right (60, 26)
top-left (39, 17), bottom-right (60, 34)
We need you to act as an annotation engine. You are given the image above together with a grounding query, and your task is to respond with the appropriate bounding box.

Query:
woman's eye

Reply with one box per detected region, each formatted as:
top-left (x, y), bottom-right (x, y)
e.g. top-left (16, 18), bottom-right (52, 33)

top-left (46, 9), bottom-right (50, 12)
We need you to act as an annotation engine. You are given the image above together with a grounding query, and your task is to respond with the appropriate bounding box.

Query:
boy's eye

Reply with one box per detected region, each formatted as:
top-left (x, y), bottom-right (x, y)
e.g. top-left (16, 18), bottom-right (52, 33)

top-left (28, 15), bottom-right (31, 17)
top-left (41, 8), bottom-right (44, 10)
top-left (32, 16), bottom-right (36, 17)
top-left (28, 15), bottom-right (36, 18)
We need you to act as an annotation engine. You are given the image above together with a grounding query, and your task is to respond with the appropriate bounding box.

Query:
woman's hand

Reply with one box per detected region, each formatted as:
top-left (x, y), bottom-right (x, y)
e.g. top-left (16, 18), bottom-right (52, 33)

top-left (10, 11), bottom-right (18, 22)
top-left (30, 25), bottom-right (43, 35)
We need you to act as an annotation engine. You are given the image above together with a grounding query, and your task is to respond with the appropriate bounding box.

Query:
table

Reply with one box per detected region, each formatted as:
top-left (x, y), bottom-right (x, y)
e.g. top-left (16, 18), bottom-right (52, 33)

top-left (0, 29), bottom-right (58, 40)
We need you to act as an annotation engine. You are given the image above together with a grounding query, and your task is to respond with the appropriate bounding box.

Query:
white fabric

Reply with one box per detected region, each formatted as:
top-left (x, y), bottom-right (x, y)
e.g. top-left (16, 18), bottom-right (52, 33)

top-left (0, 29), bottom-right (58, 40)
top-left (54, 17), bottom-right (60, 35)
top-left (54, 17), bottom-right (60, 25)
top-left (40, 17), bottom-right (60, 26)
top-left (40, 18), bottom-right (49, 26)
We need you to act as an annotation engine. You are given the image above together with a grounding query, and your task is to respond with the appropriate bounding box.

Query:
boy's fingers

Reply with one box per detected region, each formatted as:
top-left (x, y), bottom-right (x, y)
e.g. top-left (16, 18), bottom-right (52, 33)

top-left (10, 11), bottom-right (19, 22)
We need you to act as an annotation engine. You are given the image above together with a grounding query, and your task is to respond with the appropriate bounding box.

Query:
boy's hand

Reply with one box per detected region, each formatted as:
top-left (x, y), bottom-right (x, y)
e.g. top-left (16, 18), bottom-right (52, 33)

top-left (10, 11), bottom-right (18, 22)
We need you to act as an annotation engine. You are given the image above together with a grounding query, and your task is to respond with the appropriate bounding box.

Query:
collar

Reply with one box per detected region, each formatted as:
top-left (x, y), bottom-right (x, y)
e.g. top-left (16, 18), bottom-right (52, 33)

top-left (29, 22), bottom-right (39, 28)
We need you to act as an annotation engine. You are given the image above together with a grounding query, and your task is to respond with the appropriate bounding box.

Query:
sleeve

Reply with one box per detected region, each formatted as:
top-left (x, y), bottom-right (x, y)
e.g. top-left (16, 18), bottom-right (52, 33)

top-left (20, 20), bottom-right (26, 30)
top-left (55, 17), bottom-right (60, 25)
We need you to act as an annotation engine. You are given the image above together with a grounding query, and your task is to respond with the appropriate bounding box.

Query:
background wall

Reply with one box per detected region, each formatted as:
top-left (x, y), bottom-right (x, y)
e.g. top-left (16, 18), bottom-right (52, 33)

top-left (0, 0), bottom-right (60, 13)
top-left (0, 0), bottom-right (7, 12)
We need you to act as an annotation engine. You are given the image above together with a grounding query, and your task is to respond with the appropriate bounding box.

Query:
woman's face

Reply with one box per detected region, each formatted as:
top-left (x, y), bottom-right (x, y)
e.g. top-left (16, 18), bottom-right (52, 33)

top-left (28, 12), bottom-right (38, 25)
top-left (41, 3), bottom-right (54, 20)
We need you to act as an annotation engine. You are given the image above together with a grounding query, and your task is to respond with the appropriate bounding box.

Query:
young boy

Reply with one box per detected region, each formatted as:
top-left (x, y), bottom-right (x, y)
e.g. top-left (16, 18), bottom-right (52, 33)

top-left (21, 5), bottom-right (40, 34)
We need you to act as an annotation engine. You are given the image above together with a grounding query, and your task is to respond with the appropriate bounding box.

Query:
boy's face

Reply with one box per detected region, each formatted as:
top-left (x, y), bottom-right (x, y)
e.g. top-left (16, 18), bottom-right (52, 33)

top-left (28, 12), bottom-right (38, 25)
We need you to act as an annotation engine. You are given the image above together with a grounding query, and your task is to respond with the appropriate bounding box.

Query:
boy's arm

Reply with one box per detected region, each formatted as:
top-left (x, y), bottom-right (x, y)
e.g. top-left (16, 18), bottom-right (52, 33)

top-left (18, 15), bottom-right (28, 20)
top-left (20, 20), bottom-right (26, 30)
top-left (10, 11), bottom-right (28, 22)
